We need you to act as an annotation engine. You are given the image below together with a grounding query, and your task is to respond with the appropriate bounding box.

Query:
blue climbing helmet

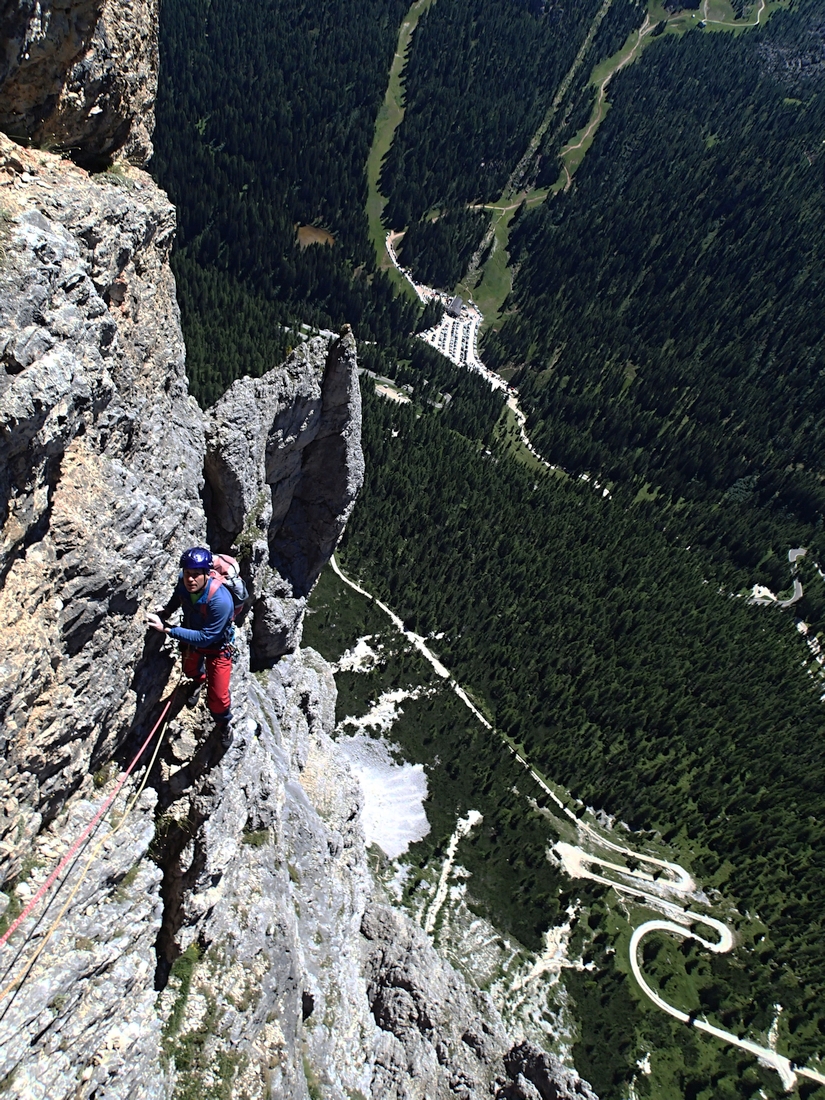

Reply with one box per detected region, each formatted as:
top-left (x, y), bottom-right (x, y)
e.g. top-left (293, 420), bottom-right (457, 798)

top-left (180, 546), bottom-right (213, 572)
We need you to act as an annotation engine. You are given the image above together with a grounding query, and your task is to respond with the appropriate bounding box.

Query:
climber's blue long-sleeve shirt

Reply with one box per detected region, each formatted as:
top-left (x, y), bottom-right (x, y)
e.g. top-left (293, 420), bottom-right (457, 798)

top-left (162, 576), bottom-right (234, 650)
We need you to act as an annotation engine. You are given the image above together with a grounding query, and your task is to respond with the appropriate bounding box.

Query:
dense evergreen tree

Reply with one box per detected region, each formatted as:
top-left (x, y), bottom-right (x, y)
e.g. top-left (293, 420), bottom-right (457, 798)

top-left (340, 375), bottom-right (825, 1079)
top-left (483, 1), bottom-right (825, 583)
top-left (152, 0), bottom-right (420, 402)
top-left (380, 0), bottom-right (642, 226)
top-left (399, 207), bottom-right (487, 290)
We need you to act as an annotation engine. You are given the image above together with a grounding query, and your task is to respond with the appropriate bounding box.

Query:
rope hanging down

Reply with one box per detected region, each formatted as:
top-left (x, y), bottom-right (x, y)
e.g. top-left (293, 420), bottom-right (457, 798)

top-left (0, 680), bottom-right (179, 1000)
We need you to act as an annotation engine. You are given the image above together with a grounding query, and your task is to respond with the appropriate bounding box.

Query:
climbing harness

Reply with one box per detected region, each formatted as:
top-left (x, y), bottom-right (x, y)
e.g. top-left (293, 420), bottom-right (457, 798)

top-left (0, 670), bottom-right (182, 1004)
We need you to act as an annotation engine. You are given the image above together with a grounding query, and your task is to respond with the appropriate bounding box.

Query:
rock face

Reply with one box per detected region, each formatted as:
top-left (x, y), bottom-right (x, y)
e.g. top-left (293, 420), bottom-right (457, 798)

top-left (0, 624), bottom-right (591, 1099)
top-left (205, 331), bottom-right (364, 661)
top-left (0, 137), bottom-right (376, 1097)
top-left (0, 133), bottom-right (204, 884)
top-left (0, 787), bottom-right (166, 1100)
top-left (149, 644), bottom-right (381, 1100)
top-left (500, 1044), bottom-right (599, 1100)
top-left (0, 136), bottom-right (366, 883)
top-left (0, 17), bottom-right (598, 1100)
top-left (0, 0), bottom-right (158, 167)
top-left (362, 902), bottom-right (514, 1098)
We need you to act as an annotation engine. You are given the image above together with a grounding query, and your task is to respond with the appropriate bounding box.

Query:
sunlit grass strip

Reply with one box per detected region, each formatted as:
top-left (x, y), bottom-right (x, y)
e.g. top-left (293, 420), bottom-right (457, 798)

top-left (458, 189), bottom-right (547, 328)
top-left (365, 0), bottom-right (437, 297)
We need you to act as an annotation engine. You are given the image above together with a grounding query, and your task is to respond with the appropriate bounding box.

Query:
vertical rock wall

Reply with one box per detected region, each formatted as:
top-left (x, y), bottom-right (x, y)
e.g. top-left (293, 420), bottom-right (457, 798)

top-left (204, 331), bottom-right (364, 662)
top-left (0, 8), bottom-right (598, 1096)
top-left (0, 137), bottom-right (373, 1098)
top-left (0, 0), bottom-right (158, 166)
top-left (0, 135), bottom-right (205, 881)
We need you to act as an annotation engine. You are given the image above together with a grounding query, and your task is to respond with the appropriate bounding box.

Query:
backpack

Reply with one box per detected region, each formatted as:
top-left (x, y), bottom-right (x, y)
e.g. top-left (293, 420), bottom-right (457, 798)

top-left (208, 553), bottom-right (250, 620)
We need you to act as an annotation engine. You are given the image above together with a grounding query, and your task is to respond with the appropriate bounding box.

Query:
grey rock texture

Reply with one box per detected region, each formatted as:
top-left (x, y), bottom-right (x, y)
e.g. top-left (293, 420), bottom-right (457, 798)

top-left (0, 81), bottom-right (595, 1100)
top-left (205, 330), bottom-right (364, 661)
top-left (0, 633), bottom-right (377, 1100)
top-left (147, 644), bottom-right (379, 1099)
top-left (500, 1043), bottom-right (599, 1100)
top-left (362, 901), bottom-right (513, 1099)
top-left (0, 134), bottom-right (378, 1098)
top-left (0, 134), bottom-right (205, 884)
top-left (0, 0), bottom-right (158, 167)
top-left (0, 625), bottom-right (597, 1100)
top-left (0, 787), bottom-right (167, 1100)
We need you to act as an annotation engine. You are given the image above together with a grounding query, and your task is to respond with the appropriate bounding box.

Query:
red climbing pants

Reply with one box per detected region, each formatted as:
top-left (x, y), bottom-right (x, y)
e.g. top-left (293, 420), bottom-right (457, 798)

top-left (182, 647), bottom-right (232, 719)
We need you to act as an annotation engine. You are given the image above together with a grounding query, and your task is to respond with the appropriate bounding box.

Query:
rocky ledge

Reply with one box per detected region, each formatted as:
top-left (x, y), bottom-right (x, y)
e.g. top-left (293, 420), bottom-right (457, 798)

top-left (0, 133), bottom-right (596, 1100)
top-left (0, 0), bottom-right (158, 167)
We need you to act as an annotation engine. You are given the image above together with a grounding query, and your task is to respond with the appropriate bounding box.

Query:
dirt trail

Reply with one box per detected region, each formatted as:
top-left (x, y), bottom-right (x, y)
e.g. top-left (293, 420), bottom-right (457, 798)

top-left (559, 13), bottom-right (655, 184)
top-left (702, 0), bottom-right (767, 28)
top-left (465, 0), bottom-right (615, 280)
top-left (468, 198), bottom-right (534, 213)
top-left (505, 0), bottom-right (615, 198)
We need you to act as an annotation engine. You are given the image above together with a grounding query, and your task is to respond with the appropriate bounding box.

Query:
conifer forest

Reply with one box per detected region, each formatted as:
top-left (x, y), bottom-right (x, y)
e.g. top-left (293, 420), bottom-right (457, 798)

top-left (152, 0), bottom-right (825, 1096)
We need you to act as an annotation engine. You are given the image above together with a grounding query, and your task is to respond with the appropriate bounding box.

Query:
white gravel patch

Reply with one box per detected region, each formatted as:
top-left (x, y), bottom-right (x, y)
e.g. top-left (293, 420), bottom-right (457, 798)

top-left (424, 810), bottom-right (483, 935)
top-left (336, 732), bottom-right (430, 859)
top-left (335, 635), bottom-right (380, 673)
top-left (337, 686), bottom-right (424, 735)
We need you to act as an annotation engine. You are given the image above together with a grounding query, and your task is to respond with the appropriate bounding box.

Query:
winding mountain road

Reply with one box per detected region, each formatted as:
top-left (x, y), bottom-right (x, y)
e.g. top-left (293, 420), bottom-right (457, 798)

top-left (364, 7), bottom-right (823, 1078)
top-left (329, 554), bottom-right (825, 1092)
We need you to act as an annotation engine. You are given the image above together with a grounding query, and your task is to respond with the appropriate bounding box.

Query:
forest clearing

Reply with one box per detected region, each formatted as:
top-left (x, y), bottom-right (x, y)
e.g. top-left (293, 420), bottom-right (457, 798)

top-left (374, 382), bottom-right (411, 404)
top-left (296, 224), bottom-right (335, 248)
top-left (556, 14), bottom-right (657, 188)
top-left (366, 0), bottom-right (437, 294)
top-left (452, 0), bottom-right (790, 322)
top-left (703, 0), bottom-right (768, 29)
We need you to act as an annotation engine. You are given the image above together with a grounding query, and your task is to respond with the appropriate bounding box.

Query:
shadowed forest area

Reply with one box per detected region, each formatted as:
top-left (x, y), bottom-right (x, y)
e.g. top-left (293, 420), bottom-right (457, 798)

top-left (152, 0), bottom-right (419, 403)
top-left (381, 0), bottom-right (646, 225)
top-left (386, 0), bottom-right (647, 287)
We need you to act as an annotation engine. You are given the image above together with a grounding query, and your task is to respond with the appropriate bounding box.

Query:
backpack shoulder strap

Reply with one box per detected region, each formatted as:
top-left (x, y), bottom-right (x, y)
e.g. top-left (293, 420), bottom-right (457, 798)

top-left (203, 576), bottom-right (224, 603)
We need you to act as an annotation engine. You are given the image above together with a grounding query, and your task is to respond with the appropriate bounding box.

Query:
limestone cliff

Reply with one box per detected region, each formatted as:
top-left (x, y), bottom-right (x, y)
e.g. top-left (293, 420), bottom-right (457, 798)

top-left (0, 12), bottom-right (597, 1099)
top-left (0, 0), bottom-right (157, 167)
top-left (0, 134), bottom-right (203, 883)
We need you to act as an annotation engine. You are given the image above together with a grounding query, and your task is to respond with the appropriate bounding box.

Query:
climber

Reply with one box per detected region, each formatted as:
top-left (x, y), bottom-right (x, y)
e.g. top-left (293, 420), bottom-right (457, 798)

top-left (146, 547), bottom-right (234, 734)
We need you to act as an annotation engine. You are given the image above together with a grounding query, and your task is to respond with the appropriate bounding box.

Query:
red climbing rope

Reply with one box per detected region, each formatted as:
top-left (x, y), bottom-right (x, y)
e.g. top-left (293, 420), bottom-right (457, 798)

top-left (0, 690), bottom-right (176, 951)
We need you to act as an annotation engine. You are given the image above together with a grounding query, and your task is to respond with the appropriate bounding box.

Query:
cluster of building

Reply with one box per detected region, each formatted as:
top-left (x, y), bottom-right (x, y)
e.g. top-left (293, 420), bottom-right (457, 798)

top-left (385, 233), bottom-right (513, 393)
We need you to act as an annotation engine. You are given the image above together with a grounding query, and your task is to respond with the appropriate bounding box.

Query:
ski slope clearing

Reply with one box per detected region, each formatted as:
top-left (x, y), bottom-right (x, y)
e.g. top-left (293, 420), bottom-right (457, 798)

top-left (703, 0), bottom-right (768, 28)
top-left (557, 13), bottom-right (658, 189)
